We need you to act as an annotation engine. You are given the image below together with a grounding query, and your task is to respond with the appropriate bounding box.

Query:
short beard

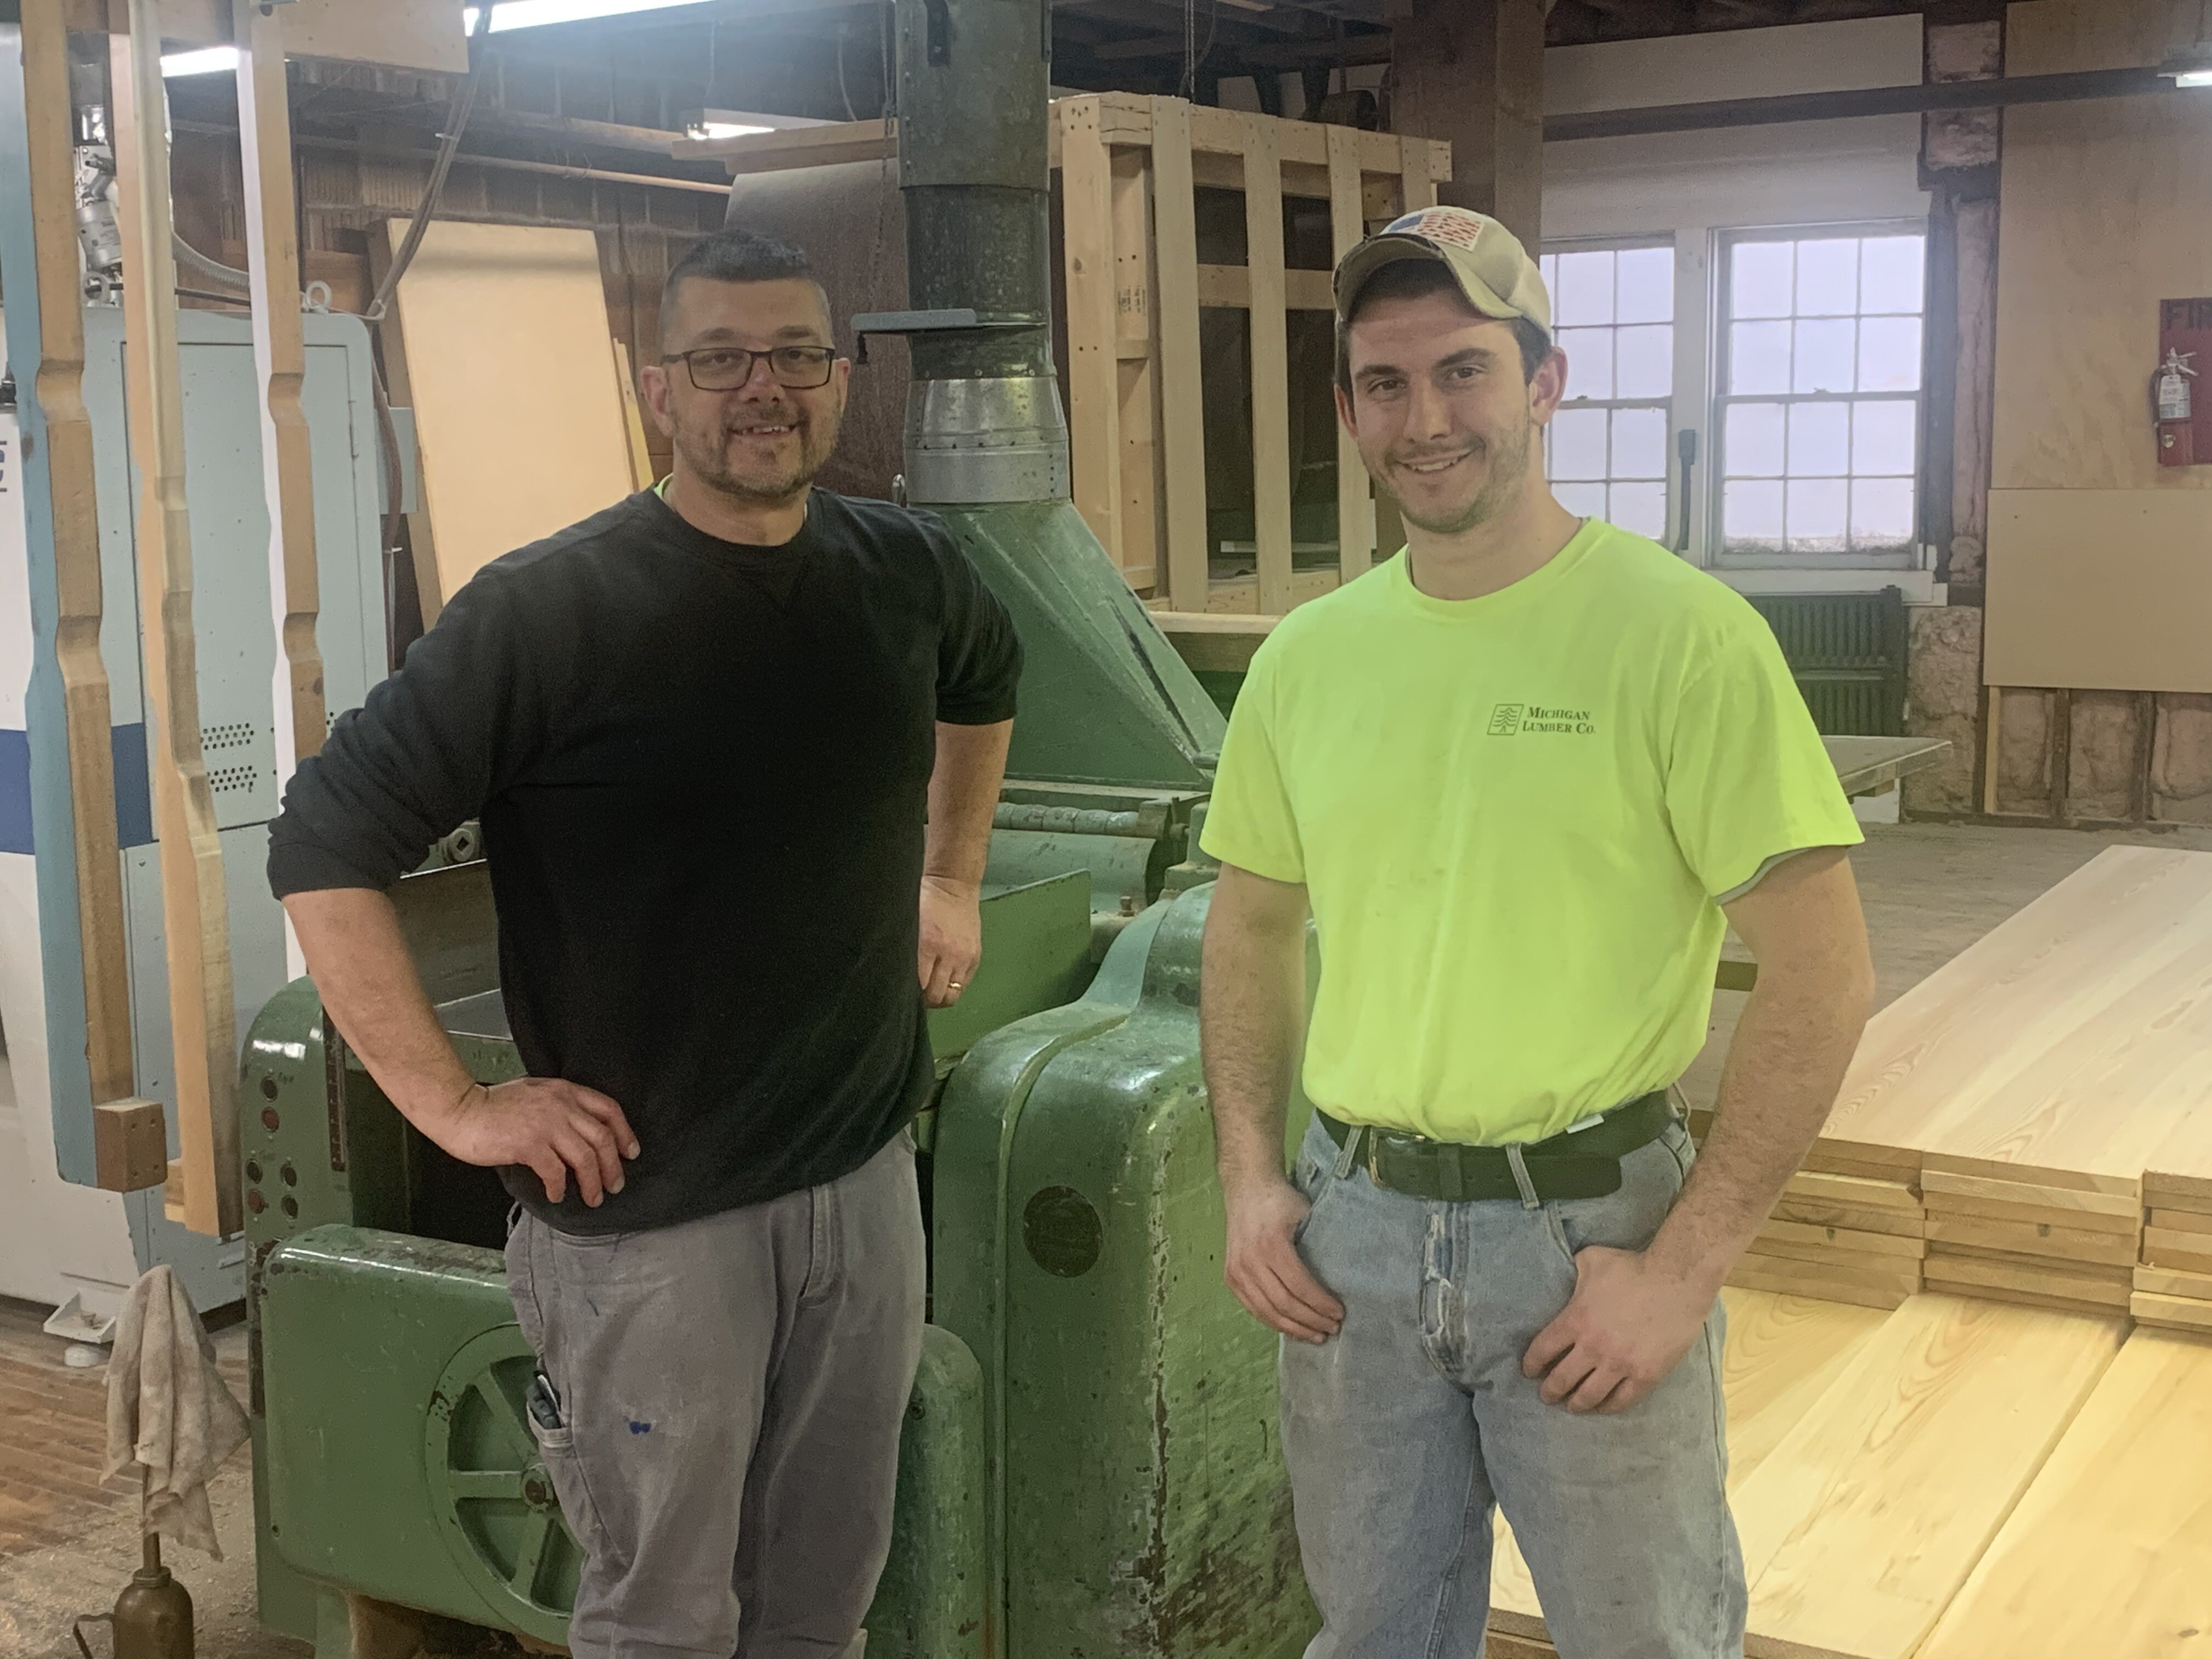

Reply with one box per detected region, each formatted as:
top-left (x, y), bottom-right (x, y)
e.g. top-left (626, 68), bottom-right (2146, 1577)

top-left (674, 405), bottom-right (842, 507)
top-left (1391, 414), bottom-right (1535, 537)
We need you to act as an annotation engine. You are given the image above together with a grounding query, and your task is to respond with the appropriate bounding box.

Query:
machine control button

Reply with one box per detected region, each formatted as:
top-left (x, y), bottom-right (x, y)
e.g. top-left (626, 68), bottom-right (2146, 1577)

top-left (261, 1107), bottom-right (281, 1132)
top-left (245, 1160), bottom-right (263, 1184)
top-left (281, 1162), bottom-right (297, 1187)
top-left (261, 1075), bottom-right (280, 1101)
top-left (246, 1189), bottom-right (266, 1215)
top-left (281, 1195), bottom-right (299, 1219)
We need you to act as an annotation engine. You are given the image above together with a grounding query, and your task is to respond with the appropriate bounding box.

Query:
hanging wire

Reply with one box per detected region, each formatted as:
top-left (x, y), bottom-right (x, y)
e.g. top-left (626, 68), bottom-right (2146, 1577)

top-left (362, 1), bottom-right (495, 324)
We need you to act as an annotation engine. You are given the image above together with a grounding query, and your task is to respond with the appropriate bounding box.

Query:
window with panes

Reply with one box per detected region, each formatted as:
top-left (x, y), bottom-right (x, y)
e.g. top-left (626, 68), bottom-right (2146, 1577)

top-left (1716, 227), bottom-right (1926, 564)
top-left (1541, 241), bottom-right (1674, 543)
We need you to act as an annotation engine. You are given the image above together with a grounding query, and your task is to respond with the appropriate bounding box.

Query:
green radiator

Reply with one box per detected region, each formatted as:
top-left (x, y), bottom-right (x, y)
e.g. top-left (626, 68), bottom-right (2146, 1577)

top-left (1742, 587), bottom-right (1909, 737)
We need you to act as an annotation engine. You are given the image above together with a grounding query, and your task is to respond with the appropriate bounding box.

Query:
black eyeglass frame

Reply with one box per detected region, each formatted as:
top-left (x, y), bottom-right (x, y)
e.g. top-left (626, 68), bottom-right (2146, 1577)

top-left (661, 343), bottom-right (838, 392)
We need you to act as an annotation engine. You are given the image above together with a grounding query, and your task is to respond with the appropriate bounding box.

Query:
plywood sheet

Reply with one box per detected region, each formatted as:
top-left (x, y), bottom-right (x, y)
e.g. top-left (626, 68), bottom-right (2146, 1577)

top-left (376, 220), bottom-right (635, 616)
top-left (1729, 1294), bottom-right (2125, 1659)
top-left (1992, 0), bottom-right (2212, 494)
top-left (1917, 1328), bottom-right (2212, 1659)
top-left (1983, 489), bottom-right (2212, 694)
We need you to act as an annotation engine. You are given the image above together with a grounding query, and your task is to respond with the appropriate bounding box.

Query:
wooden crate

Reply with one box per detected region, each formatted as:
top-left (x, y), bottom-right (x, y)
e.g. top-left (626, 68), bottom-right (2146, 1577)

top-left (679, 98), bottom-right (1451, 614)
top-left (1058, 94), bottom-right (1447, 613)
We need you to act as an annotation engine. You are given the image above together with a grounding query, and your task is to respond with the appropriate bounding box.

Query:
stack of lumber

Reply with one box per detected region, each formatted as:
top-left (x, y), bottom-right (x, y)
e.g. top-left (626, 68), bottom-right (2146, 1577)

top-left (2132, 1168), bottom-right (2212, 1334)
top-left (1722, 1149), bottom-right (1926, 1311)
top-left (1492, 1291), bottom-right (2129, 1659)
top-left (1814, 846), bottom-right (2212, 1316)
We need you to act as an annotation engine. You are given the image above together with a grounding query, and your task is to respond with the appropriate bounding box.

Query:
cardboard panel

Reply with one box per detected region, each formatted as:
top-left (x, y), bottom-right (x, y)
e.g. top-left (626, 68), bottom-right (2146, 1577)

top-left (1984, 489), bottom-right (2212, 692)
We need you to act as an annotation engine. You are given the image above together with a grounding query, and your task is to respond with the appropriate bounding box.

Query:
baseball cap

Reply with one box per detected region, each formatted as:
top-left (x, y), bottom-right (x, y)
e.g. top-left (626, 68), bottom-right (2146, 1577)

top-left (1332, 205), bottom-right (1552, 335)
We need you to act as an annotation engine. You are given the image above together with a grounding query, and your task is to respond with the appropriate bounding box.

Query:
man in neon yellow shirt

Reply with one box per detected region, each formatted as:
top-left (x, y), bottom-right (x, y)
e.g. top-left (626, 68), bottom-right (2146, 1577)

top-left (1199, 207), bottom-right (1877, 1658)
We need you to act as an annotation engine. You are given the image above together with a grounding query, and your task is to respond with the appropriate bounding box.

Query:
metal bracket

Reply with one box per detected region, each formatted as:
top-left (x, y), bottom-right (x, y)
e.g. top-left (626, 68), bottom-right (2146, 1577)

top-left (849, 307), bottom-right (1041, 364)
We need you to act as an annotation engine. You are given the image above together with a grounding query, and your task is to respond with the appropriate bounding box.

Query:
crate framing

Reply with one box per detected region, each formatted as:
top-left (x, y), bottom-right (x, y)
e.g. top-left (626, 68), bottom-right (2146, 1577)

top-left (680, 97), bottom-right (1451, 614)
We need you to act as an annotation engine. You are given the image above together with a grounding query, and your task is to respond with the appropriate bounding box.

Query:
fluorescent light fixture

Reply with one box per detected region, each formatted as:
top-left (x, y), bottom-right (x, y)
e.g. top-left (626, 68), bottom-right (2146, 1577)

top-left (160, 44), bottom-right (241, 77)
top-left (680, 109), bottom-right (832, 142)
top-left (461, 0), bottom-right (716, 32)
top-left (2158, 44), bottom-right (2212, 86)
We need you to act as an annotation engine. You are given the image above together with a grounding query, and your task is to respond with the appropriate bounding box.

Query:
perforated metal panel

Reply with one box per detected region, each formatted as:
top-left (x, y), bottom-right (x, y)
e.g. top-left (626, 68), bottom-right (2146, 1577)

top-left (1743, 587), bottom-right (1910, 737)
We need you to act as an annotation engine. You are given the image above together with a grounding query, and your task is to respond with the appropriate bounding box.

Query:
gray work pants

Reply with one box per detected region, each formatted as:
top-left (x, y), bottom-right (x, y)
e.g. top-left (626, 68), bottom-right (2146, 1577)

top-left (506, 1130), bottom-right (926, 1659)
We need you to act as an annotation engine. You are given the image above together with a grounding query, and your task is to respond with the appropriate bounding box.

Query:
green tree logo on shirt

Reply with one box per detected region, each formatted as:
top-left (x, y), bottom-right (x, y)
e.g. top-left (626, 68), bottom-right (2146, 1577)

top-left (1489, 703), bottom-right (1596, 737)
top-left (1488, 703), bottom-right (1524, 736)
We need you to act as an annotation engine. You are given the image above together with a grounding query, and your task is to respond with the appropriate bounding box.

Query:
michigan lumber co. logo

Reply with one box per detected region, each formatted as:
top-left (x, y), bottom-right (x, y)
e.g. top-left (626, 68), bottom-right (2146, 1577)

top-left (1489, 703), bottom-right (1595, 737)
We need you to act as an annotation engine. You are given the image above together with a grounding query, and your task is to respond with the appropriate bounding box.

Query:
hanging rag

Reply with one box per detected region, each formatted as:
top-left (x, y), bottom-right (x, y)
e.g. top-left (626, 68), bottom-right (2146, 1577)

top-left (103, 1265), bottom-right (251, 1559)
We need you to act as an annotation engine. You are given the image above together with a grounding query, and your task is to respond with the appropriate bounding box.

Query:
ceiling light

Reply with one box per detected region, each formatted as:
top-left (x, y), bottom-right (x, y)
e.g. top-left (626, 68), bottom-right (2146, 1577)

top-left (160, 45), bottom-right (241, 76)
top-left (679, 109), bottom-right (831, 142)
top-left (2158, 44), bottom-right (2212, 87)
top-left (461, 0), bottom-right (717, 31)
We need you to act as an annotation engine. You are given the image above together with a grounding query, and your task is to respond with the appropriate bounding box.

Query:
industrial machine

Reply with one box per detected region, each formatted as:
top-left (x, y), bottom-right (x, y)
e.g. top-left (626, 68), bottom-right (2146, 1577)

top-left (242, 2), bottom-right (1316, 1656)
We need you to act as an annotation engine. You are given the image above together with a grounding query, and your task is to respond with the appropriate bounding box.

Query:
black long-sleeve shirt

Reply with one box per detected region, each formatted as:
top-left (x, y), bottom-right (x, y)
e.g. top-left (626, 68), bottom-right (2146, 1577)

top-left (268, 488), bottom-right (1022, 1234)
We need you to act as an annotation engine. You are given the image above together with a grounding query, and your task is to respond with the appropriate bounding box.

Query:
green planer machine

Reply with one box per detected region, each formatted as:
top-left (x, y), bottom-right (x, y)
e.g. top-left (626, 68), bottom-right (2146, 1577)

top-left (241, 2), bottom-right (1319, 1654)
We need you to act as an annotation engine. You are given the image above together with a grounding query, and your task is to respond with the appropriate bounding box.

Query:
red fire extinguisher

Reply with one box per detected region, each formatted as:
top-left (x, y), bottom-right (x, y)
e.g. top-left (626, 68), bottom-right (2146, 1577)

top-left (2154, 347), bottom-right (2197, 467)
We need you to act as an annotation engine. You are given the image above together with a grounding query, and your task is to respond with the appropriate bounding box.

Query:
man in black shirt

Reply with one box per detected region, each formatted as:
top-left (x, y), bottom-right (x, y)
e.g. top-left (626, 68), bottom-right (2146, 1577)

top-left (269, 227), bottom-right (1021, 1658)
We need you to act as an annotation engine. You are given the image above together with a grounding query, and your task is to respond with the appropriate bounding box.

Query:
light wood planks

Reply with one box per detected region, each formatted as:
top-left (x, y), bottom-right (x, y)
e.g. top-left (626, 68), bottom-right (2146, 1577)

top-left (1148, 97), bottom-right (1209, 614)
top-left (371, 220), bottom-right (637, 618)
top-left (1729, 1294), bottom-right (2125, 1659)
top-left (1917, 1328), bottom-right (2212, 1659)
top-left (18, 0), bottom-right (134, 1105)
top-left (1110, 145), bottom-right (1159, 594)
top-left (611, 340), bottom-right (654, 492)
top-left (109, 0), bottom-right (241, 1238)
top-left (1325, 124), bottom-right (1371, 586)
top-left (1060, 97), bottom-right (1121, 567)
top-left (1242, 118), bottom-right (1292, 618)
top-left (234, 0), bottom-right (326, 783)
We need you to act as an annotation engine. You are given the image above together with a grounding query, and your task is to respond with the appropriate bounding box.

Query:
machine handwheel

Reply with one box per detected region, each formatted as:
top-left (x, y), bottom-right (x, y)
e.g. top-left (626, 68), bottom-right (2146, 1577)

top-left (423, 1325), bottom-right (581, 1645)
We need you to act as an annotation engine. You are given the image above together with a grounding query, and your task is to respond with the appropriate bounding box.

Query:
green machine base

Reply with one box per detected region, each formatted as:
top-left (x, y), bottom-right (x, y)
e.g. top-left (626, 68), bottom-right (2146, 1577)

top-left (243, 876), bottom-right (1314, 1658)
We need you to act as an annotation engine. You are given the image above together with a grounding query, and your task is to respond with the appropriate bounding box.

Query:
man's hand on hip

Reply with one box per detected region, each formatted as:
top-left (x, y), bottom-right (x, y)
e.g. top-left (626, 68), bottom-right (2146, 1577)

top-left (426, 1079), bottom-right (641, 1207)
top-left (918, 874), bottom-right (983, 1008)
top-left (1522, 1244), bottom-right (1716, 1414)
top-left (1223, 1175), bottom-right (1345, 1345)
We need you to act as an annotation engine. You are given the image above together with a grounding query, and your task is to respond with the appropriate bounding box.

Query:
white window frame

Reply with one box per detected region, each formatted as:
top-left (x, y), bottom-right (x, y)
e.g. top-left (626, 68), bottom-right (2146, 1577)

top-left (1708, 218), bottom-right (1930, 572)
top-left (1541, 233), bottom-right (1680, 549)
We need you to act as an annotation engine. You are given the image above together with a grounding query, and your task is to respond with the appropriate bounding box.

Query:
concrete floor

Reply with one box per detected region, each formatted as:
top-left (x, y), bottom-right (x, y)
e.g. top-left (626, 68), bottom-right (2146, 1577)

top-left (4, 819), bottom-right (2210, 1659)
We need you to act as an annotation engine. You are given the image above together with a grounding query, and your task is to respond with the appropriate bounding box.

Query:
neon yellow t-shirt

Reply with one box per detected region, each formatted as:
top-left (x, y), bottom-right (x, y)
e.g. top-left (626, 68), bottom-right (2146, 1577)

top-left (1199, 518), bottom-right (1863, 1147)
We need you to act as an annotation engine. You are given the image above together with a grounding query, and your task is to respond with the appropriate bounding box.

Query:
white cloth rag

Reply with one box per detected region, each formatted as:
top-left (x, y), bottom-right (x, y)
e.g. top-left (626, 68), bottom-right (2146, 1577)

top-left (103, 1265), bottom-right (251, 1558)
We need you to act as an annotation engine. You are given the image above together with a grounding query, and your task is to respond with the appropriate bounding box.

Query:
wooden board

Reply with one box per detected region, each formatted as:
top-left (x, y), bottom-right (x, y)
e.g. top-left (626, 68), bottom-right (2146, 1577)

top-left (1984, 490), bottom-right (2212, 693)
top-left (1782, 1170), bottom-right (1920, 1212)
top-left (1756, 1218), bottom-right (1925, 1261)
top-left (2131, 1292), bottom-right (2212, 1331)
top-left (1730, 1294), bottom-right (2125, 1659)
top-left (1325, 125), bottom-right (1372, 585)
top-left (1917, 1329), bottom-right (2212, 1659)
top-left (110, 0), bottom-right (240, 1238)
top-left (1771, 1199), bottom-right (1925, 1239)
top-left (1922, 1255), bottom-right (2131, 1309)
top-left (1242, 118), bottom-right (1293, 617)
top-left (1923, 1214), bottom-right (2137, 1268)
top-left (1923, 1189), bottom-right (2139, 1235)
top-left (373, 220), bottom-right (637, 618)
top-left (63, 0), bottom-right (467, 70)
top-left (1148, 97), bottom-right (1209, 613)
top-left (234, 0), bottom-right (325, 786)
top-left (1821, 847), bottom-right (2212, 1180)
top-left (18, 0), bottom-right (135, 1106)
top-left (2136, 1263), bottom-right (2212, 1299)
top-left (2151, 1207), bottom-right (2212, 1235)
top-left (611, 340), bottom-right (654, 492)
top-left (1728, 1261), bottom-right (1912, 1312)
top-left (1491, 1290), bottom-right (1889, 1634)
top-left (1060, 98), bottom-right (1121, 569)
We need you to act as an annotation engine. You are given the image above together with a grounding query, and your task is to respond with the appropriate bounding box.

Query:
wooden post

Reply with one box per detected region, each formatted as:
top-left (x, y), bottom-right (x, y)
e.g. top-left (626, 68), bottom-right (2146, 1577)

top-left (1059, 97), bottom-right (1122, 566)
top-left (234, 0), bottom-right (326, 787)
top-left (1243, 118), bottom-right (1293, 616)
top-left (1389, 0), bottom-right (1541, 244)
top-left (19, 4), bottom-right (135, 1107)
top-left (110, 0), bottom-right (242, 1239)
top-left (1111, 145), bottom-right (1159, 593)
top-left (1149, 97), bottom-right (1209, 613)
top-left (1326, 125), bottom-right (1372, 584)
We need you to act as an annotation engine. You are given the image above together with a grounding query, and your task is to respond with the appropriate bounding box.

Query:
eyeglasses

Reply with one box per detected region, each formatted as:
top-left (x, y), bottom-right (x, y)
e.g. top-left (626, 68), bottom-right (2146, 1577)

top-left (661, 344), bottom-right (836, 392)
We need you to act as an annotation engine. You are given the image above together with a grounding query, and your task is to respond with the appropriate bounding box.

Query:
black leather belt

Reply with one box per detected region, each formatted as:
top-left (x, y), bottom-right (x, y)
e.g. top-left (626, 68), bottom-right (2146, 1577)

top-left (1315, 1091), bottom-right (1676, 1202)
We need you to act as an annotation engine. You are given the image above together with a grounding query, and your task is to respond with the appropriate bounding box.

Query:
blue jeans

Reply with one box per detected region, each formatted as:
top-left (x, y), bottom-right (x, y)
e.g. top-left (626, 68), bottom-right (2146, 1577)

top-left (1280, 1114), bottom-right (1746, 1659)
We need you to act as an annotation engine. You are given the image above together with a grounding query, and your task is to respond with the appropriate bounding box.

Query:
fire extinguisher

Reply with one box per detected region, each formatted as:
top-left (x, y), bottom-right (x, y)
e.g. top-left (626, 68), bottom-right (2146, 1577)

top-left (2154, 346), bottom-right (2197, 467)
